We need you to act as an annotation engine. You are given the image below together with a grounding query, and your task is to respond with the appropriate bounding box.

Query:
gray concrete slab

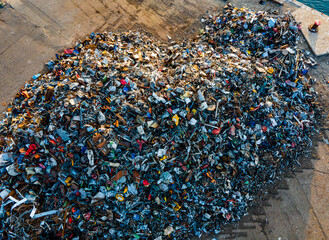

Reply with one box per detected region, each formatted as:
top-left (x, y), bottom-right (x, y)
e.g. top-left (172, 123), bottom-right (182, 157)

top-left (293, 5), bottom-right (329, 56)
top-left (269, 0), bottom-right (284, 5)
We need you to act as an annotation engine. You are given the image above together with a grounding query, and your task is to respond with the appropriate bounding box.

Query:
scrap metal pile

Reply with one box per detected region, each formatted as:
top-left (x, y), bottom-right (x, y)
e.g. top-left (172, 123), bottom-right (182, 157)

top-left (0, 5), bottom-right (318, 240)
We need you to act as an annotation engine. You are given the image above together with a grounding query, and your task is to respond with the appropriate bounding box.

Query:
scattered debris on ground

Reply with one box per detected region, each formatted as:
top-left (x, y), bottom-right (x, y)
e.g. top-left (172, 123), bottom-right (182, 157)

top-left (0, 2), bottom-right (6, 8)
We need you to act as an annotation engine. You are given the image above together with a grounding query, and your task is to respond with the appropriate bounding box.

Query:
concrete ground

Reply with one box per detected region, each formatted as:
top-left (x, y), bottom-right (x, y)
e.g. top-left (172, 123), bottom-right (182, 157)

top-left (293, 3), bottom-right (329, 56)
top-left (1, 0), bottom-right (329, 239)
